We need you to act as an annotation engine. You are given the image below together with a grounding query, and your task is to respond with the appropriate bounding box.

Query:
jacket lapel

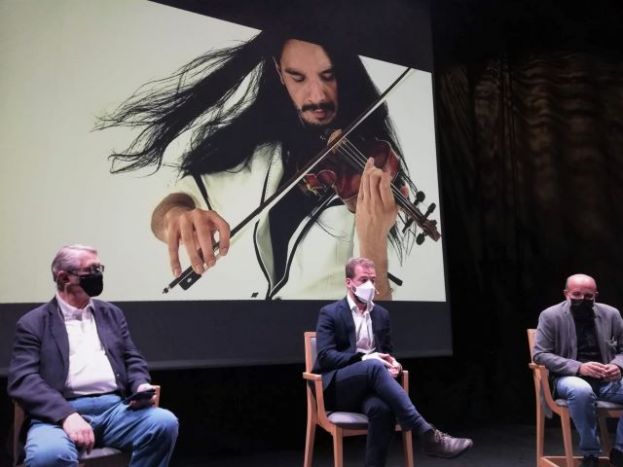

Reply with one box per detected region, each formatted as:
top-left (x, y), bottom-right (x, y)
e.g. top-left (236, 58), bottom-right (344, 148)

top-left (370, 305), bottom-right (383, 343)
top-left (91, 300), bottom-right (112, 354)
top-left (339, 298), bottom-right (357, 349)
top-left (49, 298), bottom-right (69, 378)
top-left (594, 304), bottom-right (610, 361)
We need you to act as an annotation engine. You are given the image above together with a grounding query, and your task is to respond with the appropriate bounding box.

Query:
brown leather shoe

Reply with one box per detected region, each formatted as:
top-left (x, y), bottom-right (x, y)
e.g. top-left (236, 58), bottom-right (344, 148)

top-left (422, 428), bottom-right (473, 458)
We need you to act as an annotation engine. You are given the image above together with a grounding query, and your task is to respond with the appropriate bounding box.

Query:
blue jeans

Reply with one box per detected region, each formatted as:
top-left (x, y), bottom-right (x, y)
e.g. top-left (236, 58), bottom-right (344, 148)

top-left (556, 376), bottom-right (623, 456)
top-left (24, 394), bottom-right (178, 467)
top-left (325, 359), bottom-right (432, 467)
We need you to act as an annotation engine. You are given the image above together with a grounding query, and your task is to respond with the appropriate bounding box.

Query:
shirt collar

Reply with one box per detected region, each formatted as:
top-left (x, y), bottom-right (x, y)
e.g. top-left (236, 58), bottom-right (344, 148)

top-left (56, 293), bottom-right (93, 321)
top-left (346, 293), bottom-right (373, 315)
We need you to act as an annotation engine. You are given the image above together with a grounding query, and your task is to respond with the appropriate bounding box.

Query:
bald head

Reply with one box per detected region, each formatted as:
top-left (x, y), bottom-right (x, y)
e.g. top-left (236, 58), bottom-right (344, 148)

top-left (565, 274), bottom-right (597, 291)
top-left (564, 273), bottom-right (598, 301)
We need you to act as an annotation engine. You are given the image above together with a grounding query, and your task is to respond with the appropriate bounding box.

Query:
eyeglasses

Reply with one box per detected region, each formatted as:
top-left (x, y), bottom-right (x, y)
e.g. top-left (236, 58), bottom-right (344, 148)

top-left (567, 291), bottom-right (597, 300)
top-left (69, 264), bottom-right (105, 276)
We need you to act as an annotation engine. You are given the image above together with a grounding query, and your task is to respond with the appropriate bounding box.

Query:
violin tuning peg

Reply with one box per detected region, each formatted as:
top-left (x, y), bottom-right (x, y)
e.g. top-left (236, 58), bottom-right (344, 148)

top-left (416, 233), bottom-right (426, 245)
top-left (414, 191), bottom-right (425, 204)
top-left (424, 202), bottom-right (436, 217)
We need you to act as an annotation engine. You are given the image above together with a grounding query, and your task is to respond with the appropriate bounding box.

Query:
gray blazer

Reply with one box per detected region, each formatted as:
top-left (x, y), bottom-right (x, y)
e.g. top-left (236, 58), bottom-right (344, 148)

top-left (534, 300), bottom-right (623, 376)
top-left (7, 297), bottom-right (150, 424)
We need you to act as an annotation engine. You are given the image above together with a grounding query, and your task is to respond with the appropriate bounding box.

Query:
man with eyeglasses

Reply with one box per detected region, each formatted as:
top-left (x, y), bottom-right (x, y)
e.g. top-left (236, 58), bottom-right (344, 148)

top-left (7, 244), bottom-right (178, 467)
top-left (534, 273), bottom-right (623, 467)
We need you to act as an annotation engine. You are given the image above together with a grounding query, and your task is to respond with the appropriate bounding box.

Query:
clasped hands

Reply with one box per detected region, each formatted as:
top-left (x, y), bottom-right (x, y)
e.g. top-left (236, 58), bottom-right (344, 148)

top-left (363, 352), bottom-right (403, 378)
top-left (62, 383), bottom-right (155, 453)
top-left (579, 361), bottom-right (622, 381)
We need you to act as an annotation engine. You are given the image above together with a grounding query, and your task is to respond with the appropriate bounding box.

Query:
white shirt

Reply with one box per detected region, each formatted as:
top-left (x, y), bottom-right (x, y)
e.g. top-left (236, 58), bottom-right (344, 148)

top-left (173, 145), bottom-right (358, 300)
top-left (347, 294), bottom-right (375, 354)
top-left (56, 294), bottom-right (117, 397)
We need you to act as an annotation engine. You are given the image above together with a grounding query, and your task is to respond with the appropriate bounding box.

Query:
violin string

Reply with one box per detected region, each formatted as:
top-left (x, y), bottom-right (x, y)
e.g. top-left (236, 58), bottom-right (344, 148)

top-left (326, 136), bottom-right (438, 239)
top-left (340, 137), bottom-right (437, 229)
top-left (336, 137), bottom-right (417, 216)
top-left (335, 138), bottom-right (439, 238)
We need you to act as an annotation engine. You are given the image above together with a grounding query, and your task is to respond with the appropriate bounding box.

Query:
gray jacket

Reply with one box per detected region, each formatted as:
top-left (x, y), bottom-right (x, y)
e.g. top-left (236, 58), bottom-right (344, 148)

top-left (534, 300), bottom-right (623, 376)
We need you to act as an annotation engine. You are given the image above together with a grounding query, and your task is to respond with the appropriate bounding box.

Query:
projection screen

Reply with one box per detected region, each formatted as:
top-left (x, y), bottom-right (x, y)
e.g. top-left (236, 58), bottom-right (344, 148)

top-left (0, 0), bottom-right (452, 371)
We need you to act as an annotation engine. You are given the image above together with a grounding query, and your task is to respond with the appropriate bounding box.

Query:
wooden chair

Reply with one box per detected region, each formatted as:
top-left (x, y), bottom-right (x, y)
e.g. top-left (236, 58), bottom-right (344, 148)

top-left (302, 331), bottom-right (414, 467)
top-left (527, 329), bottom-right (623, 466)
top-left (11, 386), bottom-right (161, 467)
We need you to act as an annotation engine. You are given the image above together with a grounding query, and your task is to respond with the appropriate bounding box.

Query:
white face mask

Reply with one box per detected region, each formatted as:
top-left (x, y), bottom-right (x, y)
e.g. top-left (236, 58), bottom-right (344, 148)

top-left (353, 280), bottom-right (376, 304)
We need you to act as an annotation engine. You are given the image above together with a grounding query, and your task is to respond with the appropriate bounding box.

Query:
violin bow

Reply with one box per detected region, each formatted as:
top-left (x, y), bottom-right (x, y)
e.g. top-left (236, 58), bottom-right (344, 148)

top-left (163, 67), bottom-right (414, 293)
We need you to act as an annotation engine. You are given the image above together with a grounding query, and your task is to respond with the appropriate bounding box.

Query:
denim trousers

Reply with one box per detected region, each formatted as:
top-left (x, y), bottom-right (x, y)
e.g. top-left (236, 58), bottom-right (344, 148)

top-left (556, 376), bottom-right (623, 456)
top-left (325, 359), bottom-right (432, 467)
top-left (24, 394), bottom-right (178, 467)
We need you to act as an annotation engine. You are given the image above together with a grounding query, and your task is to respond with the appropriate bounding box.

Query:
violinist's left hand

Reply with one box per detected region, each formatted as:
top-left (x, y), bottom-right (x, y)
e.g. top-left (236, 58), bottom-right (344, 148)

top-left (356, 157), bottom-right (398, 242)
top-left (355, 157), bottom-right (401, 300)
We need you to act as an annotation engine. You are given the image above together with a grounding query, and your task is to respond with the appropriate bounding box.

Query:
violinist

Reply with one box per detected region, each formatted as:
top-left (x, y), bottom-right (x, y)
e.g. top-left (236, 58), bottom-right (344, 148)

top-left (102, 30), bottom-right (423, 300)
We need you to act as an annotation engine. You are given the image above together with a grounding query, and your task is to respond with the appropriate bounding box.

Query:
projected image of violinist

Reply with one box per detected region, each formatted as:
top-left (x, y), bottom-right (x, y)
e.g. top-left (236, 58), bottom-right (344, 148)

top-left (101, 29), bottom-right (443, 301)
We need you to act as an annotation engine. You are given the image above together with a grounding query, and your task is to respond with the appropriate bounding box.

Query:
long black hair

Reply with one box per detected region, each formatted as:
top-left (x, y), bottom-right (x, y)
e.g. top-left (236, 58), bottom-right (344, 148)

top-left (99, 29), bottom-right (417, 260)
top-left (100, 31), bottom-right (402, 173)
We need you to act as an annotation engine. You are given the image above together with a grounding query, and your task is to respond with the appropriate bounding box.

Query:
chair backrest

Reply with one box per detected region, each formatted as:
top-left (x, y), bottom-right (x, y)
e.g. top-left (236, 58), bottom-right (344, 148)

top-left (304, 331), bottom-right (317, 373)
top-left (527, 328), bottom-right (537, 361)
top-left (527, 328), bottom-right (557, 418)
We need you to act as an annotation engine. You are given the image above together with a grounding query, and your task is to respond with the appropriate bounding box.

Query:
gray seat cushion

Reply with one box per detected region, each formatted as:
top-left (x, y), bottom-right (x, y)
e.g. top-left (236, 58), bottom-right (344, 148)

top-left (327, 411), bottom-right (369, 429)
top-left (79, 447), bottom-right (129, 460)
top-left (555, 399), bottom-right (623, 410)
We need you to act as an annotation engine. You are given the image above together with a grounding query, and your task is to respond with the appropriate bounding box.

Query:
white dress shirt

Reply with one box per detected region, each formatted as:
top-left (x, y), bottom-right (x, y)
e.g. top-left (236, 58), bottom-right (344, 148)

top-left (56, 294), bottom-right (117, 397)
top-left (347, 294), bottom-right (376, 354)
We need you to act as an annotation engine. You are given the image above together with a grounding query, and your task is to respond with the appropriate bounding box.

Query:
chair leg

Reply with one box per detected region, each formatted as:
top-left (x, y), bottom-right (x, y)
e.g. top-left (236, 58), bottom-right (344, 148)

top-left (303, 418), bottom-right (316, 467)
top-left (598, 413), bottom-right (612, 455)
top-left (332, 427), bottom-right (344, 467)
top-left (560, 411), bottom-right (575, 467)
top-left (536, 402), bottom-right (545, 464)
top-left (402, 430), bottom-right (414, 467)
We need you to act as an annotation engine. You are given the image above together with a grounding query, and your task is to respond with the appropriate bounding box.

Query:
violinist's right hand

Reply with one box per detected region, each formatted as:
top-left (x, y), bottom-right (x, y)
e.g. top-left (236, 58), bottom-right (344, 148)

top-left (151, 193), bottom-right (231, 277)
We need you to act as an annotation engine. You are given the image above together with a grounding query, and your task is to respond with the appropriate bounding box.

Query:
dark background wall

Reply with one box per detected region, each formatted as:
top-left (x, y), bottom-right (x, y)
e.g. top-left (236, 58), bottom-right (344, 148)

top-left (3, 0), bottom-right (623, 463)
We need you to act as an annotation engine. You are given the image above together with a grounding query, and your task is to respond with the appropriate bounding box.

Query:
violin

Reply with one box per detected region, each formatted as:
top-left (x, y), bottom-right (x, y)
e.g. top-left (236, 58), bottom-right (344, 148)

top-left (163, 67), bottom-right (439, 293)
top-left (302, 129), bottom-right (440, 244)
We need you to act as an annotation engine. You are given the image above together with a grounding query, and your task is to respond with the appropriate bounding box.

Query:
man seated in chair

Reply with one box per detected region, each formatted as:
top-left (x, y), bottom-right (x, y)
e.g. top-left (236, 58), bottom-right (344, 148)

top-left (534, 273), bottom-right (623, 467)
top-left (313, 257), bottom-right (473, 467)
top-left (7, 244), bottom-right (179, 467)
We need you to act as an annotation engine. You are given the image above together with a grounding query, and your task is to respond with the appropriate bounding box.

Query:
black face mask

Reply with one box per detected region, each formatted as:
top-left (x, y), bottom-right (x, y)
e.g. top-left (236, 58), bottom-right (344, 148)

top-left (77, 273), bottom-right (104, 297)
top-left (570, 298), bottom-right (594, 320)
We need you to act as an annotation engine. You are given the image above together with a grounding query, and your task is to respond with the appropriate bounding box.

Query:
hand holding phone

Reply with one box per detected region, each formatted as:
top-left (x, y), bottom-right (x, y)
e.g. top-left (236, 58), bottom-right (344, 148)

top-left (123, 388), bottom-right (156, 405)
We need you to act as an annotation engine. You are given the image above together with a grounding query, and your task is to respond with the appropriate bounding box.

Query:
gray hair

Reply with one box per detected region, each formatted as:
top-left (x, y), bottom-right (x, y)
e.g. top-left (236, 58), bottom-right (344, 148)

top-left (345, 257), bottom-right (375, 279)
top-left (51, 244), bottom-right (98, 288)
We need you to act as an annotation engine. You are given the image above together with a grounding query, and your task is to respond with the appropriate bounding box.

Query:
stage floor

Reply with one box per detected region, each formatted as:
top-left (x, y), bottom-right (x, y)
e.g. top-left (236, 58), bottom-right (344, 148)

top-left (172, 423), bottom-right (585, 466)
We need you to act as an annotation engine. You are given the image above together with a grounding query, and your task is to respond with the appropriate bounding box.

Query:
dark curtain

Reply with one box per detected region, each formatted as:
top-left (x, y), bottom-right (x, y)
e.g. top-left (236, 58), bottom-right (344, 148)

top-left (433, 0), bottom-right (623, 421)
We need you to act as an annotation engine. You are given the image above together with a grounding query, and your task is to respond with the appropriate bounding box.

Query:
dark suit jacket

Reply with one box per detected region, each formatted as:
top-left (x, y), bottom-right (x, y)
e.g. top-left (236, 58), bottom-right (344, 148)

top-left (7, 297), bottom-right (151, 424)
top-left (313, 298), bottom-right (393, 389)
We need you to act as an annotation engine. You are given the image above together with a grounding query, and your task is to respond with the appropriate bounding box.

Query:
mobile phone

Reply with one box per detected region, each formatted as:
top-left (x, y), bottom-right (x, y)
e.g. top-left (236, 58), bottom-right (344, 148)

top-left (123, 388), bottom-right (156, 404)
